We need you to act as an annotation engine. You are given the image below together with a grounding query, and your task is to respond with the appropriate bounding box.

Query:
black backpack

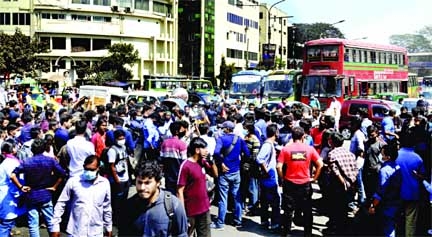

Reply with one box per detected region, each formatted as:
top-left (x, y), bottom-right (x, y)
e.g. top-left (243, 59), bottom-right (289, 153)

top-left (99, 146), bottom-right (120, 176)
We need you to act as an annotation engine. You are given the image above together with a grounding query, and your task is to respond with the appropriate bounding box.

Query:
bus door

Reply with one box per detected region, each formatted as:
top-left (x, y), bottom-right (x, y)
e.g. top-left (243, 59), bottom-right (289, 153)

top-left (343, 76), bottom-right (355, 98)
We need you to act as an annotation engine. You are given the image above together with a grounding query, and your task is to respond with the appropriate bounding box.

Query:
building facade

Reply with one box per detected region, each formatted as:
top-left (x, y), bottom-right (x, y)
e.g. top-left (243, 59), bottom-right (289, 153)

top-left (0, 0), bottom-right (178, 85)
top-left (214, 0), bottom-right (260, 75)
top-left (259, 4), bottom-right (290, 70)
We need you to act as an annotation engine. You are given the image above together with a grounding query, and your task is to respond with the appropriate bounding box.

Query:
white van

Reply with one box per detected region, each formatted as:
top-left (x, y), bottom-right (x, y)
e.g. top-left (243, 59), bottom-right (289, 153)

top-left (125, 91), bottom-right (168, 105)
top-left (78, 85), bottom-right (125, 108)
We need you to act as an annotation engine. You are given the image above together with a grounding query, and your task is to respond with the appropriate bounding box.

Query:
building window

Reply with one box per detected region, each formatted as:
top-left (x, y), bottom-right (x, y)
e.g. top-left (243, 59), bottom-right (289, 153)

top-left (41, 13), bottom-right (50, 19)
top-left (12, 13), bottom-right (30, 25)
top-left (135, 0), bottom-right (149, 10)
top-left (72, 0), bottom-right (90, 4)
top-left (92, 38), bottom-right (111, 50)
top-left (117, 0), bottom-right (132, 8)
top-left (0, 12), bottom-right (10, 25)
top-left (52, 37), bottom-right (66, 49)
top-left (93, 16), bottom-right (111, 22)
top-left (71, 38), bottom-right (91, 52)
top-left (51, 60), bottom-right (66, 71)
top-left (51, 14), bottom-right (65, 19)
top-left (93, 0), bottom-right (110, 6)
top-left (72, 14), bottom-right (91, 21)
top-left (153, 2), bottom-right (167, 14)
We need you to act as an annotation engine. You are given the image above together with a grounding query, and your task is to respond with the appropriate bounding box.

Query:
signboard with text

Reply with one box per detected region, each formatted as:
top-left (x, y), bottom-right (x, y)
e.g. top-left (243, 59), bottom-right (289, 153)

top-left (262, 43), bottom-right (276, 68)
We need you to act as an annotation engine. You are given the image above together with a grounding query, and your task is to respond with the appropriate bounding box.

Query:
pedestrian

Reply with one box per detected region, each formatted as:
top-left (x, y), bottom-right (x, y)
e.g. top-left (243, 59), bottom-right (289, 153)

top-left (159, 121), bottom-right (188, 195)
top-left (67, 119), bottom-right (95, 177)
top-left (256, 124), bottom-right (281, 231)
top-left (119, 160), bottom-right (188, 236)
top-left (325, 132), bottom-right (358, 235)
top-left (0, 141), bottom-right (25, 236)
top-left (368, 144), bottom-right (401, 237)
top-left (277, 126), bottom-right (323, 237)
top-left (10, 138), bottom-right (67, 237)
top-left (51, 155), bottom-right (112, 237)
top-left (178, 137), bottom-right (216, 237)
top-left (107, 129), bottom-right (130, 226)
top-left (211, 121), bottom-right (250, 230)
top-left (396, 126), bottom-right (426, 237)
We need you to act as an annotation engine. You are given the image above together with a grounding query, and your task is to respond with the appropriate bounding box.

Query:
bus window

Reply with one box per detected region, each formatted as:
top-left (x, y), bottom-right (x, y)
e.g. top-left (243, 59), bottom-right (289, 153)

top-left (322, 45), bottom-right (339, 61)
top-left (307, 46), bottom-right (321, 62)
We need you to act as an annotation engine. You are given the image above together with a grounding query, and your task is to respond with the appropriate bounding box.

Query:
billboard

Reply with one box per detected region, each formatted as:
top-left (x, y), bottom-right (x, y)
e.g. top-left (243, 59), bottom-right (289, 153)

top-left (262, 43), bottom-right (276, 68)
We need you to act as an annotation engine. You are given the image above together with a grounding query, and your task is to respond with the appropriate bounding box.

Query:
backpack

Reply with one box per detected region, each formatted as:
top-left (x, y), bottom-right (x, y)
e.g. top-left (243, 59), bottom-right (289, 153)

top-left (99, 146), bottom-right (122, 176)
top-left (163, 191), bottom-right (174, 235)
top-left (17, 143), bottom-right (33, 161)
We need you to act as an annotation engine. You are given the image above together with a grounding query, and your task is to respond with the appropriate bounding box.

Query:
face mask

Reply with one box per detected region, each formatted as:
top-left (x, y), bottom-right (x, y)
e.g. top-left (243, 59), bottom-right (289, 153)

top-left (242, 130), bottom-right (248, 136)
top-left (136, 116), bottom-right (143, 121)
top-left (15, 130), bottom-right (21, 138)
top-left (83, 170), bottom-right (98, 181)
top-left (117, 139), bottom-right (126, 146)
top-left (193, 108), bottom-right (198, 113)
top-left (178, 131), bottom-right (186, 138)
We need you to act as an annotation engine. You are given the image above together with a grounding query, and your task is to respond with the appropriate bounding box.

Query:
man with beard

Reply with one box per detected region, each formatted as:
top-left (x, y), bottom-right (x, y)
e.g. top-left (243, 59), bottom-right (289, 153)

top-left (52, 155), bottom-right (112, 237)
top-left (178, 137), bottom-right (216, 237)
top-left (119, 160), bottom-right (188, 236)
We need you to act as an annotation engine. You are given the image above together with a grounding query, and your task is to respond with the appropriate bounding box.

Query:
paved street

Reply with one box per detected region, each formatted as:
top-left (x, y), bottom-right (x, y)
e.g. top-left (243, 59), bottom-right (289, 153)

top-left (11, 183), bottom-right (328, 237)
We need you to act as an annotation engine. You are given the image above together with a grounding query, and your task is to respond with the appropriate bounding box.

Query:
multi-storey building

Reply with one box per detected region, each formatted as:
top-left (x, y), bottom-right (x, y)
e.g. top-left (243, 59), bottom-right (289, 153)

top-left (0, 0), bottom-right (177, 85)
top-left (259, 3), bottom-right (290, 69)
top-left (215, 0), bottom-right (260, 73)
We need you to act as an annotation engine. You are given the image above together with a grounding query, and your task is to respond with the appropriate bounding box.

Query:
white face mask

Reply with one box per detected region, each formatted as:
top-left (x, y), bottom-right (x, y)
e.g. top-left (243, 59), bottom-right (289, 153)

top-left (117, 139), bottom-right (126, 146)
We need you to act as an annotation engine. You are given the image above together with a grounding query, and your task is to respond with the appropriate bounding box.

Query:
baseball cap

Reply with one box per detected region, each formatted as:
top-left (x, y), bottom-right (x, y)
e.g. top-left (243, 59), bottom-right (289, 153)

top-left (218, 121), bottom-right (235, 130)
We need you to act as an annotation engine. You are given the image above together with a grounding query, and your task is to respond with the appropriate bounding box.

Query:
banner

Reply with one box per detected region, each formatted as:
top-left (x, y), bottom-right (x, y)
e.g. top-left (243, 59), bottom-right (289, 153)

top-left (262, 43), bottom-right (276, 68)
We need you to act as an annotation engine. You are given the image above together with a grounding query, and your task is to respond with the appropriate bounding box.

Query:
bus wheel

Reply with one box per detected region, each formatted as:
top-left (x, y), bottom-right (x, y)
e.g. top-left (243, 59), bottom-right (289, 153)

top-left (341, 128), bottom-right (352, 140)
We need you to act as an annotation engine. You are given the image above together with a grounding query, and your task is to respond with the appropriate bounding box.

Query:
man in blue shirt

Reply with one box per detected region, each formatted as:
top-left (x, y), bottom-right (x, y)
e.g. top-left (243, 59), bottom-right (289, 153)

top-left (381, 109), bottom-right (399, 143)
top-left (119, 160), bottom-right (188, 236)
top-left (18, 112), bottom-right (34, 145)
top-left (54, 114), bottom-right (72, 153)
top-left (396, 126), bottom-right (426, 237)
top-left (105, 116), bottom-right (135, 156)
top-left (212, 121), bottom-right (250, 229)
top-left (10, 138), bottom-right (67, 237)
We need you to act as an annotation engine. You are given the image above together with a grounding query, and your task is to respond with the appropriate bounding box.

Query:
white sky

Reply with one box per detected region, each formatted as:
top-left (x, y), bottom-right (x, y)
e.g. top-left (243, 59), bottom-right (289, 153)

top-left (260, 0), bottom-right (432, 44)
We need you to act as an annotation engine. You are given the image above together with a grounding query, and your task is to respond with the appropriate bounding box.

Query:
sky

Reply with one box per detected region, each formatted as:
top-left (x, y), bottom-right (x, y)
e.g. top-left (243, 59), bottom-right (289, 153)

top-left (261, 0), bottom-right (432, 44)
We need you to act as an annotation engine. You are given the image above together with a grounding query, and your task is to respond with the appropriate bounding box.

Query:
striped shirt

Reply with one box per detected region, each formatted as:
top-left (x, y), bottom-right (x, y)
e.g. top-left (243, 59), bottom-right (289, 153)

top-left (160, 137), bottom-right (188, 189)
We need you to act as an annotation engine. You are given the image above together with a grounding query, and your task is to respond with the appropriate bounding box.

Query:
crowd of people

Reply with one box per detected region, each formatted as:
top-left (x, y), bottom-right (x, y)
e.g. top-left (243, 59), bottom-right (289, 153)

top-left (0, 87), bottom-right (430, 237)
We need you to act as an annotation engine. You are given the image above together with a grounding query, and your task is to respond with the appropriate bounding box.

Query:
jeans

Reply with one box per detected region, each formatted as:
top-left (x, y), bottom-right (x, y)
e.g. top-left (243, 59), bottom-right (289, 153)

top-left (248, 177), bottom-right (259, 209)
top-left (260, 185), bottom-right (281, 226)
top-left (381, 205), bottom-right (400, 237)
top-left (0, 218), bottom-right (15, 237)
top-left (111, 181), bottom-right (130, 226)
top-left (356, 167), bottom-right (366, 205)
top-left (217, 171), bottom-right (242, 226)
top-left (28, 201), bottom-right (54, 237)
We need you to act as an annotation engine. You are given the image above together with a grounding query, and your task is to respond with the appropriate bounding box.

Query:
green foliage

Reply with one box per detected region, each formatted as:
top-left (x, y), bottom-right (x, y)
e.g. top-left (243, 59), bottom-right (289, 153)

top-left (0, 28), bottom-right (50, 75)
top-left (275, 57), bottom-right (286, 69)
top-left (87, 43), bottom-right (139, 83)
top-left (217, 56), bottom-right (236, 90)
top-left (293, 23), bottom-right (345, 43)
top-left (389, 34), bottom-right (432, 53)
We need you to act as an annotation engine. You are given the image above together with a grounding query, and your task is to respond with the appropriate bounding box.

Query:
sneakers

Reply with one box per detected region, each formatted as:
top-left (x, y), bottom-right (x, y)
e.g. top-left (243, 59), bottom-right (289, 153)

top-left (269, 224), bottom-right (280, 230)
top-left (210, 222), bottom-right (224, 230)
top-left (231, 221), bottom-right (243, 228)
top-left (428, 229), bottom-right (432, 235)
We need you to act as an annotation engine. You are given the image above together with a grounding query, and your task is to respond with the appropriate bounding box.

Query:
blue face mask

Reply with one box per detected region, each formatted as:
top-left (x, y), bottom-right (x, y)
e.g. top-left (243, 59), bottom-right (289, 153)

top-left (82, 170), bottom-right (98, 181)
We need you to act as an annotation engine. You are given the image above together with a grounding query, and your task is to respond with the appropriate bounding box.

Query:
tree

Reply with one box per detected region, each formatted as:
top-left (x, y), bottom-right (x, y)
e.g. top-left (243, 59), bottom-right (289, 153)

top-left (389, 34), bottom-right (432, 53)
top-left (293, 23), bottom-right (345, 44)
top-left (217, 56), bottom-right (236, 90)
top-left (88, 43), bottom-right (139, 83)
top-left (0, 28), bottom-right (50, 77)
top-left (275, 56), bottom-right (286, 69)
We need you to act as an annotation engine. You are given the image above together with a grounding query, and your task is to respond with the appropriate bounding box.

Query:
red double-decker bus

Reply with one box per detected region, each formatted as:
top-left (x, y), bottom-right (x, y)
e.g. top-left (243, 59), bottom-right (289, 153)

top-left (301, 38), bottom-right (408, 107)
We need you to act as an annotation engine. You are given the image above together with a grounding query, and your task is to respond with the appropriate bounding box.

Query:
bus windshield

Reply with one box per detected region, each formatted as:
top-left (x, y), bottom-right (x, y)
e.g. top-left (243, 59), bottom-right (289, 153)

top-left (263, 74), bottom-right (293, 95)
top-left (302, 76), bottom-right (342, 97)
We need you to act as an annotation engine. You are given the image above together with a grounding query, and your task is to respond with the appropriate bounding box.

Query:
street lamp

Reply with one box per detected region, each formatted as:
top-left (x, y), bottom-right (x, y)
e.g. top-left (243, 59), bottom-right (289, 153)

top-left (267, 0), bottom-right (286, 44)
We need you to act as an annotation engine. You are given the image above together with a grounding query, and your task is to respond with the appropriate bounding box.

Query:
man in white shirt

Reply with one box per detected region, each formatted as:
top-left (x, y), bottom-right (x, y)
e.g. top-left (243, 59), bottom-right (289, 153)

top-left (67, 120), bottom-right (95, 177)
top-left (327, 96), bottom-right (342, 131)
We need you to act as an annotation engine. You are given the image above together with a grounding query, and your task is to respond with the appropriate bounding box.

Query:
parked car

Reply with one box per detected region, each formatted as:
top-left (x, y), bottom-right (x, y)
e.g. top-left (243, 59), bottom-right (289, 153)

top-left (188, 91), bottom-right (213, 105)
top-left (125, 91), bottom-right (168, 106)
top-left (339, 99), bottom-right (401, 140)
